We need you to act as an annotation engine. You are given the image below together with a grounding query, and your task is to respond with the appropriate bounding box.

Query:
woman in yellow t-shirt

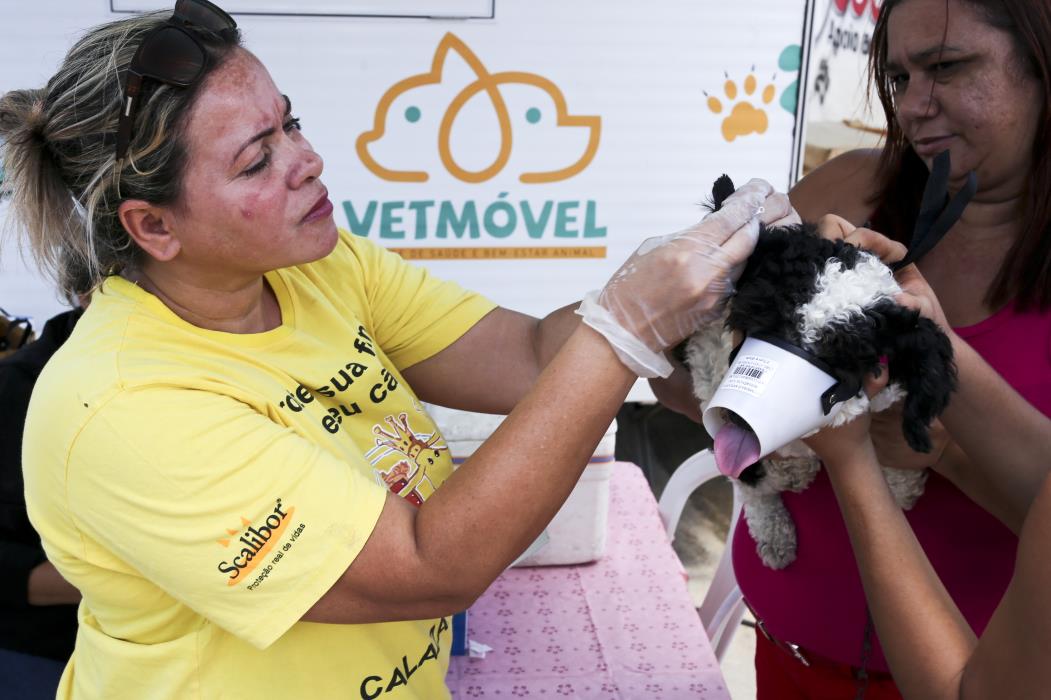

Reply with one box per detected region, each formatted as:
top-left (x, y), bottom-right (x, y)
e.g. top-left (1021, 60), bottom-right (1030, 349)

top-left (0, 2), bottom-right (793, 698)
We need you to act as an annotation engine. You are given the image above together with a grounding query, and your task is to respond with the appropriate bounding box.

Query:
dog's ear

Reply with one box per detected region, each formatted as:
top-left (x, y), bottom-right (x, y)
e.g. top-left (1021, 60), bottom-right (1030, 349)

top-left (804, 313), bottom-right (882, 411)
top-left (874, 301), bottom-right (958, 452)
top-left (709, 174), bottom-right (736, 212)
top-left (807, 298), bottom-right (957, 452)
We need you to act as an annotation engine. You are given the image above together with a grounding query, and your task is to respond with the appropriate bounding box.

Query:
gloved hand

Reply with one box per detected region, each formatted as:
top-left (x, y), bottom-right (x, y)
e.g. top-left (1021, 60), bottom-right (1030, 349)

top-left (577, 179), bottom-right (796, 377)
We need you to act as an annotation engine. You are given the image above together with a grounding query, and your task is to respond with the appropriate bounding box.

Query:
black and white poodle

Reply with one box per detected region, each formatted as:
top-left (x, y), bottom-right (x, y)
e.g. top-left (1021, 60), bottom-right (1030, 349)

top-left (682, 175), bottom-right (957, 569)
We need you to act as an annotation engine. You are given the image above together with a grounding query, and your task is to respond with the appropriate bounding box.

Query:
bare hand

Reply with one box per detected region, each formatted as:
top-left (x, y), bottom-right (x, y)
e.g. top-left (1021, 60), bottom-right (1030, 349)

top-left (648, 360), bottom-right (703, 423)
top-left (814, 214), bottom-right (908, 265)
top-left (870, 403), bottom-right (951, 471)
top-left (894, 263), bottom-right (951, 331)
top-left (803, 370), bottom-right (889, 468)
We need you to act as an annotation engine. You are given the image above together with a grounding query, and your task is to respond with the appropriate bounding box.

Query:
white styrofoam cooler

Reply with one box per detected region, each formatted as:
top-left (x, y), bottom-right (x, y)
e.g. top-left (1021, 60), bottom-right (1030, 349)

top-left (425, 404), bottom-right (616, 566)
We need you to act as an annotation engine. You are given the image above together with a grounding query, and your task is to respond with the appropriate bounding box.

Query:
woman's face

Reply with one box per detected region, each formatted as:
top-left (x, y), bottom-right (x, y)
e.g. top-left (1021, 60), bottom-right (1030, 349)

top-left (886, 0), bottom-right (1042, 192)
top-left (166, 50), bottom-right (338, 281)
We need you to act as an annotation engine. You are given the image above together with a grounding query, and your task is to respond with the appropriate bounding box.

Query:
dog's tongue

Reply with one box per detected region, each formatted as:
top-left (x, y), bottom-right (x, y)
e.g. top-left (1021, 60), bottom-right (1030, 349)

top-left (714, 423), bottom-right (761, 478)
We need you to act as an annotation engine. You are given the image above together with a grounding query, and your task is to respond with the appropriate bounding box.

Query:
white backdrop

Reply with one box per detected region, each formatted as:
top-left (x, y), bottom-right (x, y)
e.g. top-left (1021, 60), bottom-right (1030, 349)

top-left (1, 0), bottom-right (808, 397)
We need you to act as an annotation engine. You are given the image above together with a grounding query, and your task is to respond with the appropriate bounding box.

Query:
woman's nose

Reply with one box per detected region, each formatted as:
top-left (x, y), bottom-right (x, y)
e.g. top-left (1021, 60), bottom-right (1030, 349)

top-left (896, 80), bottom-right (940, 124)
top-left (289, 140), bottom-right (324, 187)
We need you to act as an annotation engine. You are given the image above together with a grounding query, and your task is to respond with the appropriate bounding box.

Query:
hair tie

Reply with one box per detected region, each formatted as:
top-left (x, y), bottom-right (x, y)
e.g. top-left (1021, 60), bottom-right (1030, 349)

top-left (26, 98), bottom-right (48, 143)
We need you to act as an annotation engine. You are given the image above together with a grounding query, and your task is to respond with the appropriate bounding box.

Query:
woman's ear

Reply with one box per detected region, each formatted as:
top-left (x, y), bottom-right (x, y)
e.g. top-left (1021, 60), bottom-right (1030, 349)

top-left (117, 199), bottom-right (181, 262)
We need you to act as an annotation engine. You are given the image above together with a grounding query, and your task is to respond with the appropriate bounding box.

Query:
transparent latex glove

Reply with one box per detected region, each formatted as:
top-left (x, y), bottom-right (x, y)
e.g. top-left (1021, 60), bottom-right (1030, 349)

top-left (577, 179), bottom-right (796, 377)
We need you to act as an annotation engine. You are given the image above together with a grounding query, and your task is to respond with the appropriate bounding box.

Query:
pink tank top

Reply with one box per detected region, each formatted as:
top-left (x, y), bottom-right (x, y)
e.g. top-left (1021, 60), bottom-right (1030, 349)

top-left (733, 301), bottom-right (1051, 672)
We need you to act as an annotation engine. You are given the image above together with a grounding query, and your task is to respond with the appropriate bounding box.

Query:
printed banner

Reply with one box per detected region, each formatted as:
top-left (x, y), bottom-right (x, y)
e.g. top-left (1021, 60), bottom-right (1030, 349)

top-left (2, 0), bottom-right (808, 392)
top-left (803, 0), bottom-right (886, 128)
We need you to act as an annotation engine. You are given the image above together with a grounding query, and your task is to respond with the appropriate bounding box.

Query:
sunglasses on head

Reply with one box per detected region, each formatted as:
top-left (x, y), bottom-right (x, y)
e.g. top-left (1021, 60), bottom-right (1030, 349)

top-left (114, 0), bottom-right (237, 163)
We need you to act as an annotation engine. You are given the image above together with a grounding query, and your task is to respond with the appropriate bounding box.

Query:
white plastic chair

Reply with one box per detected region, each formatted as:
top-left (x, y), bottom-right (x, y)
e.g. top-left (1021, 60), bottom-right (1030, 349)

top-left (657, 448), bottom-right (746, 661)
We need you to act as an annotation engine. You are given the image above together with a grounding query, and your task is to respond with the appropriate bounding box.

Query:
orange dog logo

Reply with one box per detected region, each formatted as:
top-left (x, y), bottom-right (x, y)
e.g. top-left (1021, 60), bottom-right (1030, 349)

top-left (357, 33), bottom-right (601, 184)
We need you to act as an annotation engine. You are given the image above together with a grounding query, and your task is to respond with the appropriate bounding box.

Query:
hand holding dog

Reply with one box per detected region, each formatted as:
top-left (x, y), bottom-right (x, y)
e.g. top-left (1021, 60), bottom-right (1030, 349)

top-left (895, 263), bottom-right (951, 333)
top-left (814, 213), bottom-right (907, 264)
top-left (578, 178), bottom-right (796, 376)
top-left (811, 217), bottom-right (952, 469)
top-left (863, 264), bottom-right (954, 470)
top-left (804, 370), bottom-right (889, 472)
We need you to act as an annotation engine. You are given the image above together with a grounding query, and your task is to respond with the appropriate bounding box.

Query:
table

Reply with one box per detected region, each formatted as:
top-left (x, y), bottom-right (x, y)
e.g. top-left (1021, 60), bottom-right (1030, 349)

top-left (446, 462), bottom-right (730, 699)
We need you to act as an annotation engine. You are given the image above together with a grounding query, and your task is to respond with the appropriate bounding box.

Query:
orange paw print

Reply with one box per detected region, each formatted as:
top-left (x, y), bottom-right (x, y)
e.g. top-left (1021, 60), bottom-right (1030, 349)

top-left (707, 74), bottom-right (777, 142)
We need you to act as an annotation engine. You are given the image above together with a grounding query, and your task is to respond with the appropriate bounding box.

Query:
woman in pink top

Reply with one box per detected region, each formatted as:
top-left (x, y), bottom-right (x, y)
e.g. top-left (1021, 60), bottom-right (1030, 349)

top-left (805, 262), bottom-right (1051, 699)
top-left (734, 0), bottom-right (1051, 696)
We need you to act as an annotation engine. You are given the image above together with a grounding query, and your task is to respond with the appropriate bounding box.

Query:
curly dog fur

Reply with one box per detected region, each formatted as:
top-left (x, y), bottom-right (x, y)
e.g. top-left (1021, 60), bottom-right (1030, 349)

top-left (681, 177), bottom-right (957, 568)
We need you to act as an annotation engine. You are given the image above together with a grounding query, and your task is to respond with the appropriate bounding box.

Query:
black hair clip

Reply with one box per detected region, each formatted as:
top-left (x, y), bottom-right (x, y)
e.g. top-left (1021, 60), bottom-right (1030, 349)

top-left (0, 307), bottom-right (33, 354)
top-left (891, 150), bottom-right (977, 271)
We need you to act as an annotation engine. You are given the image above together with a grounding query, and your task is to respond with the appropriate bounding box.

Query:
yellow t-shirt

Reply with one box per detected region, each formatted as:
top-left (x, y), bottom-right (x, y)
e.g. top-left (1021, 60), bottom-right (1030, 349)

top-left (23, 231), bottom-right (496, 700)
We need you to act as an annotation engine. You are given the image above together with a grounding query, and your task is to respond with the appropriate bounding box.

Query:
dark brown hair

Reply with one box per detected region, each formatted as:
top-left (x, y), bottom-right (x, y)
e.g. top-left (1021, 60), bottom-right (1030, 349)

top-left (868, 0), bottom-right (1051, 310)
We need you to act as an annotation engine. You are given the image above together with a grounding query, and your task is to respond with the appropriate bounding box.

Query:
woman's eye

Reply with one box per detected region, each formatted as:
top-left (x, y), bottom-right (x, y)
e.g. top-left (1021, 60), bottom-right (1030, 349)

top-left (241, 117), bottom-right (301, 176)
top-left (889, 73), bottom-right (908, 91)
top-left (930, 61), bottom-right (959, 78)
top-left (243, 153), bottom-right (270, 176)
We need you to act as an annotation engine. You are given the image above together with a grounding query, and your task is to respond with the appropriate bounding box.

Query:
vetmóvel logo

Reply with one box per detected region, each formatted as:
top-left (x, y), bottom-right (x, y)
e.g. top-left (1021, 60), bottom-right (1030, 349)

top-left (356, 32), bottom-right (600, 184)
top-left (216, 498), bottom-right (295, 586)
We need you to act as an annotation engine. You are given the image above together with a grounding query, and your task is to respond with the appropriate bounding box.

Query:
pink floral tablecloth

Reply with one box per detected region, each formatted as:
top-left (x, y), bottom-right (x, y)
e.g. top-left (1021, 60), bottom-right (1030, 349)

top-left (446, 462), bottom-right (730, 699)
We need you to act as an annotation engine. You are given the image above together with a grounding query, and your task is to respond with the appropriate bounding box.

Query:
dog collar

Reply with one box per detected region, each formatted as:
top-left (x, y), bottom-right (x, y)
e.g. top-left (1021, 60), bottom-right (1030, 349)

top-left (728, 332), bottom-right (862, 415)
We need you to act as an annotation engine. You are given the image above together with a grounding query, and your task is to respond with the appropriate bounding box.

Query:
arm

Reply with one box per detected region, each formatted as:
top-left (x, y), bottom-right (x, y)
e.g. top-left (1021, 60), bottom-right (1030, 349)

top-left (808, 318), bottom-right (1051, 699)
top-left (822, 439), bottom-right (978, 700)
top-left (408, 187), bottom-right (800, 417)
top-left (960, 472), bottom-right (1051, 699)
top-left (789, 148), bottom-right (882, 223)
top-left (41, 183), bottom-right (779, 639)
top-left (896, 264), bottom-right (1051, 532)
top-left (0, 354), bottom-right (80, 608)
top-left (304, 324), bottom-right (634, 622)
top-left (27, 560), bottom-right (80, 606)
top-left (0, 540), bottom-right (78, 607)
top-left (647, 358), bottom-right (703, 422)
top-left (928, 332), bottom-right (1051, 532)
top-left (816, 410), bottom-right (1051, 700)
top-left (401, 302), bottom-right (581, 415)
top-left (306, 181), bottom-right (783, 624)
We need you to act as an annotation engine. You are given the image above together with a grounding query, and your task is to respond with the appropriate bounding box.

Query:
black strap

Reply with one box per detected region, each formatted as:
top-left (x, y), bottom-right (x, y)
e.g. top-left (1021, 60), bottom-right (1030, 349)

top-left (892, 150), bottom-right (977, 271)
top-left (820, 377), bottom-right (862, 415)
top-left (853, 607), bottom-right (875, 700)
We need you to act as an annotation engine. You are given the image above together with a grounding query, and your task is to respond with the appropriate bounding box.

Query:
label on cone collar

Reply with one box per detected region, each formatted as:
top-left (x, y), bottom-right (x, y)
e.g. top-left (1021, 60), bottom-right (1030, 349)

top-left (723, 355), bottom-right (778, 397)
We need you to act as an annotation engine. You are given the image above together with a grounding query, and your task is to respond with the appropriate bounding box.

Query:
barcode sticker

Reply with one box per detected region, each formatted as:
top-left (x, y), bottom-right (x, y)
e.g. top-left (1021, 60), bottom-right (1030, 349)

top-left (723, 355), bottom-right (778, 397)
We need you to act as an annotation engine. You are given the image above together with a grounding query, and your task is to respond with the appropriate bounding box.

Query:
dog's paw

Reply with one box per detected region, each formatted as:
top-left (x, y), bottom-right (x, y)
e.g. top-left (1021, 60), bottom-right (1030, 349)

top-left (684, 317), bottom-right (733, 404)
top-left (742, 493), bottom-right (798, 569)
top-left (883, 466), bottom-right (928, 510)
top-left (761, 455), bottom-right (820, 493)
top-left (755, 536), bottom-right (796, 570)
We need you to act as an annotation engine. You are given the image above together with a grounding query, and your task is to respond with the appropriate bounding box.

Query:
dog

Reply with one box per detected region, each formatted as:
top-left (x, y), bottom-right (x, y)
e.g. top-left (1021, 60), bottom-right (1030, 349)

top-left (681, 176), bottom-right (957, 569)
